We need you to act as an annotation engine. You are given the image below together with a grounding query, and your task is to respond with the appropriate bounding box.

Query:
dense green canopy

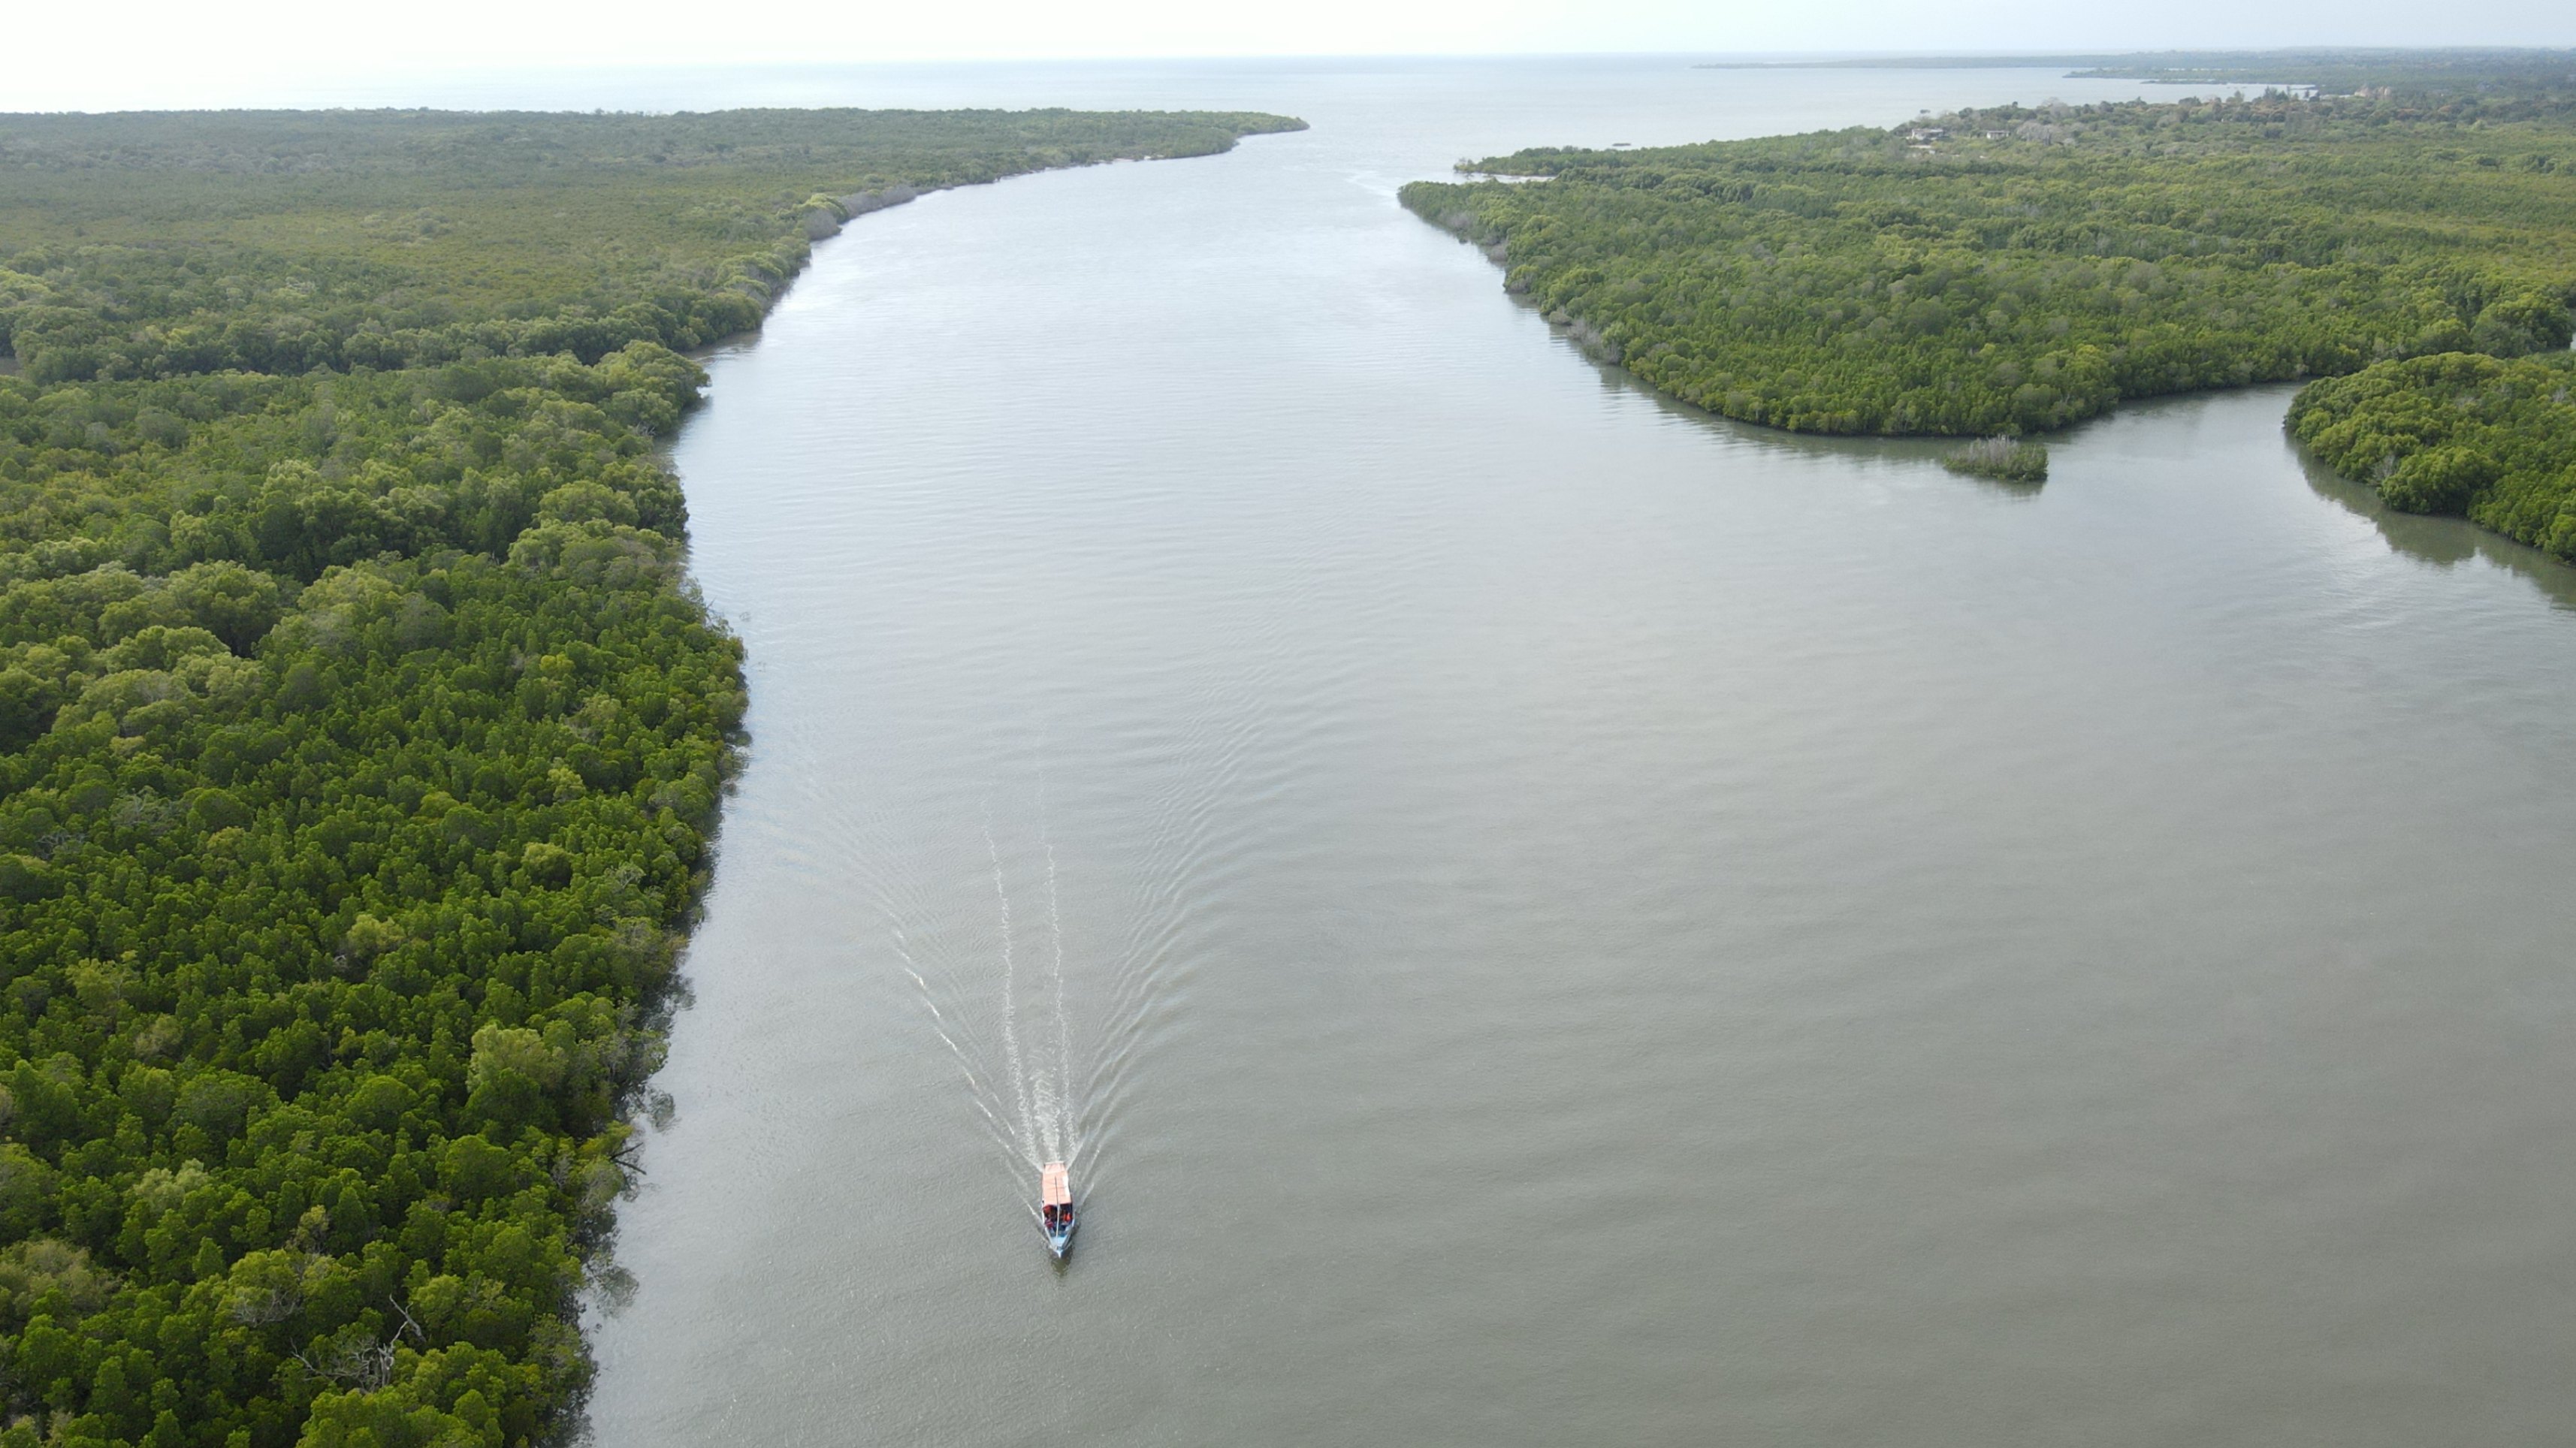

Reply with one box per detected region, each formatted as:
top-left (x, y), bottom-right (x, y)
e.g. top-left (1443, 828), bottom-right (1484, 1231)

top-left (2291, 351), bottom-right (2576, 557)
top-left (1400, 89), bottom-right (2576, 437)
top-left (0, 107), bottom-right (1302, 385)
top-left (0, 105), bottom-right (1298, 1447)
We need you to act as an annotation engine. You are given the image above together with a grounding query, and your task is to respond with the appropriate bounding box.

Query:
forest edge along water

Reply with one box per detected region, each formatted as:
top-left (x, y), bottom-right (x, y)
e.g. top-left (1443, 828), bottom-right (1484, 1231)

top-left (1398, 80), bottom-right (2576, 561)
top-left (0, 103), bottom-right (1300, 1446)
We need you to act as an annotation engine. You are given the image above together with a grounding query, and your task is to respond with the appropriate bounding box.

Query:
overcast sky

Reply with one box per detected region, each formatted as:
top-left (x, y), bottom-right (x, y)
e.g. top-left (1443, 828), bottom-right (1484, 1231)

top-left (11, 0), bottom-right (2574, 110)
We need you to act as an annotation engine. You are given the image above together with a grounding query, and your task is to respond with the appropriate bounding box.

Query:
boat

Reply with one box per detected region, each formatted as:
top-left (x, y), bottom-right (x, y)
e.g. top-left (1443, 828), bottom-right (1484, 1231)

top-left (1040, 1161), bottom-right (1076, 1258)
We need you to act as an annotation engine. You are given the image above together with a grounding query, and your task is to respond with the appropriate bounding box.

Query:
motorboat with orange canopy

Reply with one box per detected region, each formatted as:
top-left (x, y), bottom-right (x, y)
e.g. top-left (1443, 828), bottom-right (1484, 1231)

top-left (1041, 1161), bottom-right (1076, 1257)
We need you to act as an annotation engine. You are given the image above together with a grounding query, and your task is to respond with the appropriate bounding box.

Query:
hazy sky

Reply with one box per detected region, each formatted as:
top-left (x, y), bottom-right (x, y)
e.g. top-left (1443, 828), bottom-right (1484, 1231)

top-left (10, 0), bottom-right (2574, 110)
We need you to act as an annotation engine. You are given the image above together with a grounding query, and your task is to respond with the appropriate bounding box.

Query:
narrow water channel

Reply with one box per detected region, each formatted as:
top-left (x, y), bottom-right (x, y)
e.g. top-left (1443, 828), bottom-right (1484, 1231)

top-left (585, 61), bottom-right (2576, 1446)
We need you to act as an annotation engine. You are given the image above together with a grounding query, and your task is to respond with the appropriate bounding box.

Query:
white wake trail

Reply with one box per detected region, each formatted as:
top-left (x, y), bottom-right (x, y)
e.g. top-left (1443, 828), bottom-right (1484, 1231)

top-left (890, 923), bottom-right (1020, 1159)
top-left (1038, 795), bottom-right (1075, 1166)
top-left (983, 803), bottom-right (1038, 1166)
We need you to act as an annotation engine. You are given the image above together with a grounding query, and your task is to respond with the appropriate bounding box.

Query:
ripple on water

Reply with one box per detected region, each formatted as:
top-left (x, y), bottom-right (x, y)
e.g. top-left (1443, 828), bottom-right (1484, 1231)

top-left (587, 59), bottom-right (2576, 1448)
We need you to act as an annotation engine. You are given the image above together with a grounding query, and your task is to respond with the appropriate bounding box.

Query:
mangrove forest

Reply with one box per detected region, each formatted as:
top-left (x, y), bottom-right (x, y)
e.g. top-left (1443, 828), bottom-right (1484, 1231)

top-left (1403, 68), bottom-right (2576, 554)
top-left (0, 104), bottom-right (1300, 1448)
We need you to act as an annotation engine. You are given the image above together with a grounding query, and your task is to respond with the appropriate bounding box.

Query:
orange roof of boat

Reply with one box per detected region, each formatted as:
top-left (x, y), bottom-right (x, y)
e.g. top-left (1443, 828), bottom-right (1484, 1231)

top-left (1041, 1162), bottom-right (1071, 1207)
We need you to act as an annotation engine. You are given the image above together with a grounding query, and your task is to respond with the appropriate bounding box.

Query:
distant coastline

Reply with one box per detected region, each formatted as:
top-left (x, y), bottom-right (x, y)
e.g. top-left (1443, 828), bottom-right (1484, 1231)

top-left (1690, 46), bottom-right (2576, 91)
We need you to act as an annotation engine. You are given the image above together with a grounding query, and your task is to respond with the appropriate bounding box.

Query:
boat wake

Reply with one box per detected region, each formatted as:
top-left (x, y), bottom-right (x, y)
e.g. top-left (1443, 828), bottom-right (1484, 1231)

top-left (886, 769), bottom-right (1106, 1238)
top-left (874, 683), bottom-right (1253, 1251)
top-left (981, 786), bottom-right (1079, 1171)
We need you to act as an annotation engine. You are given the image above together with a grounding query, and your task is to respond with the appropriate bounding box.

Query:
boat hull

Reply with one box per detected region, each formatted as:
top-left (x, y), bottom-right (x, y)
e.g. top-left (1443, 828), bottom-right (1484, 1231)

top-left (1041, 1160), bottom-right (1075, 1257)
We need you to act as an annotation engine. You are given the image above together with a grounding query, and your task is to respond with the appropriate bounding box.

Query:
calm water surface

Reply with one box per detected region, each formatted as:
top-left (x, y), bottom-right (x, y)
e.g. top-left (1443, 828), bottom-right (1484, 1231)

top-left (584, 61), bottom-right (2576, 1445)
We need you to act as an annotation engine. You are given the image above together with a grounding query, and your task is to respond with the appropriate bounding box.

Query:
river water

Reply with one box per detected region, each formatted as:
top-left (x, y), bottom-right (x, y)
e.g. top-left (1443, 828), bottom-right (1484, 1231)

top-left (581, 61), bottom-right (2576, 1446)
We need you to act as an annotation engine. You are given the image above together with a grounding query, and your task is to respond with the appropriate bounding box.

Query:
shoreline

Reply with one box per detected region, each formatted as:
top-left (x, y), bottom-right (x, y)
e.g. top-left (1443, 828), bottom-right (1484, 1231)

top-left (1412, 148), bottom-right (2576, 564)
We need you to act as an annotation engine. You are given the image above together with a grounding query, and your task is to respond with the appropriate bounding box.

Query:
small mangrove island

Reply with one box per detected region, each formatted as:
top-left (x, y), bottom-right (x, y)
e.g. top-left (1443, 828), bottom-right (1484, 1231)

top-left (1944, 436), bottom-right (2050, 483)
